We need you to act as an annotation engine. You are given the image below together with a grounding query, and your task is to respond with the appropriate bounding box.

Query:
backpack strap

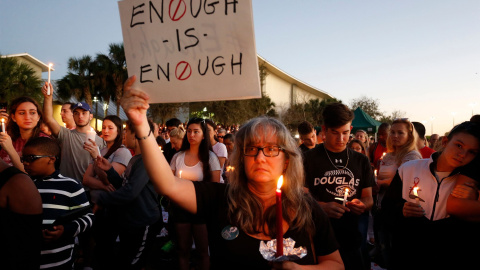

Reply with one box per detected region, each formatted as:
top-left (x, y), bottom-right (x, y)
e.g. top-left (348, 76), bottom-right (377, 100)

top-left (0, 167), bottom-right (26, 190)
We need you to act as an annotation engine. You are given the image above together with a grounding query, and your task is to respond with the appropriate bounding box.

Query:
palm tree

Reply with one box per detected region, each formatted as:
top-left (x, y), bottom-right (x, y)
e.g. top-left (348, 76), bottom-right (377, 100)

top-left (0, 55), bottom-right (43, 102)
top-left (59, 55), bottom-right (96, 106)
top-left (99, 43), bottom-right (127, 116)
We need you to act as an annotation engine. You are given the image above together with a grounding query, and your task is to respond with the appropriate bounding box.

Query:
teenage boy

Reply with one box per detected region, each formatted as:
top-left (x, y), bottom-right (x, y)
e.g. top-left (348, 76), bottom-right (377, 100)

top-left (297, 121), bottom-right (318, 152)
top-left (304, 103), bottom-right (374, 270)
top-left (22, 137), bottom-right (94, 269)
top-left (41, 82), bottom-right (106, 183)
top-left (60, 102), bottom-right (76, 129)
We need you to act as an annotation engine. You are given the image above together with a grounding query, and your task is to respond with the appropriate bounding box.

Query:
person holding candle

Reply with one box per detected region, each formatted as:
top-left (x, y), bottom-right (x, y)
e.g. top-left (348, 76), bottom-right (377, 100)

top-left (119, 76), bottom-right (343, 270)
top-left (303, 103), bottom-right (373, 270)
top-left (381, 121), bottom-right (480, 269)
top-left (0, 96), bottom-right (50, 171)
top-left (368, 123), bottom-right (390, 171)
top-left (169, 117), bottom-right (221, 270)
top-left (41, 82), bottom-right (106, 183)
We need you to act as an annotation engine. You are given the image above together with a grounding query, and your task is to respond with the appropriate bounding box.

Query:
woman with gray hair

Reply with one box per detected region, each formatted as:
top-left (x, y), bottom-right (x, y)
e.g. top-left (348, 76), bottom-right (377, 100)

top-left (120, 76), bottom-right (343, 270)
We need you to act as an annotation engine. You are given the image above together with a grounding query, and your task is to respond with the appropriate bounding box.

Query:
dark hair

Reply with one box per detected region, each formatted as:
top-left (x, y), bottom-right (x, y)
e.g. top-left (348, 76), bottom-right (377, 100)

top-left (447, 121), bottom-right (480, 142)
top-left (322, 103), bottom-right (354, 129)
top-left (223, 133), bottom-right (234, 142)
top-left (180, 117), bottom-right (213, 182)
top-left (24, 137), bottom-right (60, 169)
top-left (348, 139), bottom-right (366, 153)
top-left (297, 121), bottom-right (314, 136)
top-left (7, 97), bottom-right (44, 141)
top-left (378, 122), bottom-right (391, 132)
top-left (470, 115), bottom-right (480, 124)
top-left (156, 136), bottom-right (166, 148)
top-left (62, 102), bottom-right (75, 110)
top-left (412, 121), bottom-right (426, 138)
top-left (102, 115), bottom-right (124, 159)
top-left (166, 118), bottom-right (182, 128)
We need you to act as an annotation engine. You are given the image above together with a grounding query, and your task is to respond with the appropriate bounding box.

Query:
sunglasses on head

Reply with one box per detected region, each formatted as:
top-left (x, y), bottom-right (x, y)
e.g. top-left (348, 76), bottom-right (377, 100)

top-left (21, 155), bottom-right (55, 163)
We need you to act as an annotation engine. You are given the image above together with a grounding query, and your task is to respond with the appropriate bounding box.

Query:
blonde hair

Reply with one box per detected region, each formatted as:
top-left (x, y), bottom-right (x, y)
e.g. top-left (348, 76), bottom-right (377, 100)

top-left (169, 126), bottom-right (185, 140)
top-left (387, 119), bottom-right (418, 165)
top-left (227, 116), bottom-right (314, 238)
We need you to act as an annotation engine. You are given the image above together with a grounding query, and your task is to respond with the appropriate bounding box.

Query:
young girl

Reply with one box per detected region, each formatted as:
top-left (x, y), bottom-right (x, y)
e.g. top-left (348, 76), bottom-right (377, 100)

top-left (170, 117), bottom-right (221, 270)
top-left (382, 121), bottom-right (480, 269)
top-left (0, 97), bottom-right (49, 171)
top-left (348, 139), bottom-right (366, 155)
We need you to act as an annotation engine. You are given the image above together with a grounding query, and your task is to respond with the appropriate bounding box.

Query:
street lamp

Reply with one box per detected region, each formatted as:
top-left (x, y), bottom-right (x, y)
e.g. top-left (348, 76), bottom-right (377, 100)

top-left (470, 102), bottom-right (477, 116)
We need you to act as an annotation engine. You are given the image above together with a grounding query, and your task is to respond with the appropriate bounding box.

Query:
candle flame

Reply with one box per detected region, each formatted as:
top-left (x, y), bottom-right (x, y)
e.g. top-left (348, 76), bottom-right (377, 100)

top-left (179, 170), bottom-right (182, 178)
top-left (277, 175), bottom-right (284, 190)
top-left (48, 63), bottom-right (53, 68)
top-left (1, 118), bottom-right (4, 123)
top-left (374, 169), bottom-right (377, 176)
top-left (382, 152), bottom-right (386, 158)
top-left (226, 166), bottom-right (234, 172)
top-left (345, 188), bottom-right (349, 195)
top-left (413, 187), bottom-right (419, 196)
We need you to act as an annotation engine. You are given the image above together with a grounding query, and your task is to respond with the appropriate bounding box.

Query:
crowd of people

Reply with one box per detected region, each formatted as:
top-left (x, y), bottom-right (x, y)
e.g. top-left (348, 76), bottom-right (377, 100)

top-left (0, 77), bottom-right (479, 270)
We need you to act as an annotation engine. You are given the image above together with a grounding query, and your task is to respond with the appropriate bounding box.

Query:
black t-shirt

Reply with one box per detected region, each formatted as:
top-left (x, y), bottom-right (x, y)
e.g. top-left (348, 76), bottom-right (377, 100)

top-left (460, 155), bottom-right (480, 182)
top-left (193, 181), bottom-right (338, 270)
top-left (303, 144), bottom-right (374, 250)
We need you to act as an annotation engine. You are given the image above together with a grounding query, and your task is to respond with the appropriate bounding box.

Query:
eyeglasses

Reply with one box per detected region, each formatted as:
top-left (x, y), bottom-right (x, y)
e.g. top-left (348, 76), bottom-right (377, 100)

top-left (217, 136), bottom-right (225, 139)
top-left (21, 155), bottom-right (55, 163)
top-left (243, 146), bottom-right (284, 157)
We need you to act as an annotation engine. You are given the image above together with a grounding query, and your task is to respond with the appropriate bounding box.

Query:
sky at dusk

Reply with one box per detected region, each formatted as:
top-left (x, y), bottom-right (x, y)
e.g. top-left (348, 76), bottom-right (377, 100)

top-left (1, 0), bottom-right (479, 136)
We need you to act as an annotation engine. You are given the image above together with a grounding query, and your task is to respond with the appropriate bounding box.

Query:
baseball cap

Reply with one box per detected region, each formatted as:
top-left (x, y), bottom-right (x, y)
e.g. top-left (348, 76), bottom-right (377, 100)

top-left (71, 102), bottom-right (92, 113)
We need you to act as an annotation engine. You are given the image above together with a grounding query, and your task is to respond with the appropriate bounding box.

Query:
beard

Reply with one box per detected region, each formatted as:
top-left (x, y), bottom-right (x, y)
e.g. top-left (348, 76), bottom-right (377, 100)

top-left (75, 121), bottom-right (90, 128)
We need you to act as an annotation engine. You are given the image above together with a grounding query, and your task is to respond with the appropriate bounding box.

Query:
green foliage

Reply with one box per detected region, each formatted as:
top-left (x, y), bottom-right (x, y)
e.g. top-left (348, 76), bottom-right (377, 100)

top-left (282, 98), bottom-right (341, 131)
top-left (0, 55), bottom-right (43, 103)
top-left (349, 96), bottom-right (383, 121)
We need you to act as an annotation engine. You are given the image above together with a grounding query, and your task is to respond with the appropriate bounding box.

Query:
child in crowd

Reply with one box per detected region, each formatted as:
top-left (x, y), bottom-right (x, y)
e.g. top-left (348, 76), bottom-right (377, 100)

top-left (382, 121), bottom-right (480, 269)
top-left (22, 137), bottom-right (94, 270)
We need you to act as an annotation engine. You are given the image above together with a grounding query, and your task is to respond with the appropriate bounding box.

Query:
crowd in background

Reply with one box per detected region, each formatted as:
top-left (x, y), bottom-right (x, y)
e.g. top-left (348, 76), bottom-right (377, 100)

top-left (0, 80), bottom-right (479, 270)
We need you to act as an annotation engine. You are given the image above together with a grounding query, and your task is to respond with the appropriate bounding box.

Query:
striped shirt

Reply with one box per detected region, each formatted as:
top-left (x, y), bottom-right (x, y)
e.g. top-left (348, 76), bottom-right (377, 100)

top-left (33, 171), bottom-right (94, 269)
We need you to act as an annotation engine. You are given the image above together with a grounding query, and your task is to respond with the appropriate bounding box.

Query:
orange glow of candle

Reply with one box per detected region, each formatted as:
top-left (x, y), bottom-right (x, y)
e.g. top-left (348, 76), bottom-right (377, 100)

top-left (179, 170), bottom-right (182, 179)
top-left (276, 175), bottom-right (284, 257)
top-left (1, 118), bottom-right (5, 133)
top-left (343, 188), bottom-right (349, 206)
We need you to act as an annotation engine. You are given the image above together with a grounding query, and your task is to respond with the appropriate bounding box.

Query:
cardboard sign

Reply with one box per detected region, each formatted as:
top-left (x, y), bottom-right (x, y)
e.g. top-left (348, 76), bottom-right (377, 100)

top-left (118, 0), bottom-right (261, 103)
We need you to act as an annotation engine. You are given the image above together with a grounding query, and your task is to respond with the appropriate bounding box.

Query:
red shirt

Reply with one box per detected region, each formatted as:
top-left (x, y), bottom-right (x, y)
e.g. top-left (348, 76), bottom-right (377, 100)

top-left (419, 146), bottom-right (435, 159)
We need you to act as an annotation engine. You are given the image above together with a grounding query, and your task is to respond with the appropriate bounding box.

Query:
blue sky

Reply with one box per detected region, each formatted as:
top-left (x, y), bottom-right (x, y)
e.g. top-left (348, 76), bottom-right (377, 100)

top-left (1, 0), bottom-right (479, 135)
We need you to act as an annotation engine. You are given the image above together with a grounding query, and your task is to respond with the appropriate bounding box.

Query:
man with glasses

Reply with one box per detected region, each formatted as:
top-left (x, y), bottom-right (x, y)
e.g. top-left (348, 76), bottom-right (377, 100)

top-left (216, 128), bottom-right (227, 143)
top-left (303, 103), bottom-right (374, 270)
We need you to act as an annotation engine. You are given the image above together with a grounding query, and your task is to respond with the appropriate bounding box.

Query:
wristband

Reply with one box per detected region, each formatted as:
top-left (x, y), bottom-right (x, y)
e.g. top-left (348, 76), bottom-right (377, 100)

top-left (135, 129), bottom-right (152, 140)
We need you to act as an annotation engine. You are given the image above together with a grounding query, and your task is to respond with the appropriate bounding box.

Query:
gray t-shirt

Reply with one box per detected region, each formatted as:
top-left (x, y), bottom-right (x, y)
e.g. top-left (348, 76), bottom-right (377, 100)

top-left (57, 127), bottom-right (106, 184)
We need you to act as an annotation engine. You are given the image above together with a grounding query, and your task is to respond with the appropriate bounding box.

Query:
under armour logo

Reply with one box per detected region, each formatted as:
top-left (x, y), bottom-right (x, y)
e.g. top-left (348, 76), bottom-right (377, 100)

top-left (335, 159), bottom-right (342, 163)
top-left (77, 102), bottom-right (83, 106)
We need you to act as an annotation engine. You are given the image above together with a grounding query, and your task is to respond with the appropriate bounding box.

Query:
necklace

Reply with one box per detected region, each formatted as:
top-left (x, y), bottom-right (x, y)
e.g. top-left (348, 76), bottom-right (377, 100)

top-left (323, 145), bottom-right (349, 170)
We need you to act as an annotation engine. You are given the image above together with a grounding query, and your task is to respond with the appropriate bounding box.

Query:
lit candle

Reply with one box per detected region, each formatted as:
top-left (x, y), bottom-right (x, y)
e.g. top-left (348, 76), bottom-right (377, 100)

top-left (47, 63), bottom-right (53, 95)
top-left (63, 123), bottom-right (66, 128)
top-left (226, 166), bottom-right (234, 172)
top-left (413, 187), bottom-right (420, 204)
top-left (381, 152), bottom-right (386, 159)
top-left (276, 175), bottom-right (284, 257)
top-left (179, 170), bottom-right (182, 179)
top-left (1, 118), bottom-right (4, 133)
top-left (159, 146), bottom-right (163, 152)
top-left (343, 188), bottom-right (349, 206)
top-left (86, 128), bottom-right (96, 145)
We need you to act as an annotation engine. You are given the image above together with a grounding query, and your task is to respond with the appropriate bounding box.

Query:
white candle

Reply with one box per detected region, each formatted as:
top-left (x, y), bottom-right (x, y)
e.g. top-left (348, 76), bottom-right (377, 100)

top-left (47, 63), bottom-right (53, 95)
top-left (1, 118), bottom-right (5, 133)
top-left (86, 128), bottom-right (96, 145)
top-left (343, 188), bottom-right (349, 206)
top-left (179, 170), bottom-right (182, 179)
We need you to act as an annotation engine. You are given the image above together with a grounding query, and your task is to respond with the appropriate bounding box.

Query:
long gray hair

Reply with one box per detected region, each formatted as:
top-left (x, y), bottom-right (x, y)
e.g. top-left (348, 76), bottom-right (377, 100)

top-left (227, 116), bottom-right (315, 237)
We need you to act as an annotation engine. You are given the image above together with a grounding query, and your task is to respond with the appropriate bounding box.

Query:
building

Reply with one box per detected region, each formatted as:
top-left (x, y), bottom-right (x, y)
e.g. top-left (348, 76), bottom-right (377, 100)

top-left (258, 55), bottom-right (334, 115)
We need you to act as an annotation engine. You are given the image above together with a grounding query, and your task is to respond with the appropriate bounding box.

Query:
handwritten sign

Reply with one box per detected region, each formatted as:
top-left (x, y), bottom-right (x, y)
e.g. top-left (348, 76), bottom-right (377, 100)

top-left (118, 0), bottom-right (261, 103)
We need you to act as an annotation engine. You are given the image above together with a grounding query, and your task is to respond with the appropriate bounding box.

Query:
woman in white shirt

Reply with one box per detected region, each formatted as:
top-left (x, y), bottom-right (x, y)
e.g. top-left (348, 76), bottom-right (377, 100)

top-left (170, 117), bottom-right (221, 270)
